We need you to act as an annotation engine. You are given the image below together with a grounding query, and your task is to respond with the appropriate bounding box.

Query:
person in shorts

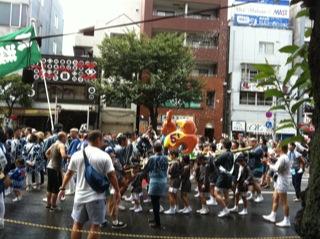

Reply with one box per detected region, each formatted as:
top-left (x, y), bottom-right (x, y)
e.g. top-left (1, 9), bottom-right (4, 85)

top-left (45, 132), bottom-right (68, 211)
top-left (195, 154), bottom-right (209, 215)
top-left (179, 155), bottom-right (192, 214)
top-left (263, 143), bottom-right (291, 227)
top-left (164, 150), bottom-right (182, 215)
top-left (229, 153), bottom-right (252, 215)
top-left (58, 130), bottom-right (120, 239)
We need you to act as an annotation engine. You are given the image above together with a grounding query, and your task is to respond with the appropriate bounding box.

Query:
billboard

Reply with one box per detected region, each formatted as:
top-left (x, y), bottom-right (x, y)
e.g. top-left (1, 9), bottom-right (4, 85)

top-left (233, 0), bottom-right (290, 29)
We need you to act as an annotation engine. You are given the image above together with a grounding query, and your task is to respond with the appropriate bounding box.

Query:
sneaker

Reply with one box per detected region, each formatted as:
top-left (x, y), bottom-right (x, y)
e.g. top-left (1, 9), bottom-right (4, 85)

top-left (178, 207), bottom-right (186, 213)
top-left (124, 195), bottom-right (133, 202)
top-left (134, 206), bottom-right (143, 213)
top-left (229, 206), bottom-right (238, 213)
top-left (149, 205), bottom-right (164, 213)
top-left (199, 207), bottom-right (209, 215)
top-left (118, 204), bottom-right (126, 211)
top-left (218, 208), bottom-right (230, 218)
top-left (143, 198), bottom-right (151, 203)
top-left (276, 218), bottom-right (291, 227)
top-left (112, 221), bottom-right (127, 229)
top-left (194, 192), bottom-right (200, 198)
top-left (238, 209), bottom-right (248, 215)
top-left (293, 198), bottom-right (301, 202)
top-left (206, 197), bottom-right (218, 206)
top-left (263, 213), bottom-right (276, 223)
top-left (42, 197), bottom-right (47, 203)
top-left (247, 192), bottom-right (253, 201)
top-left (164, 208), bottom-right (176, 215)
top-left (182, 207), bottom-right (192, 214)
top-left (12, 196), bottom-right (22, 202)
top-left (254, 195), bottom-right (264, 203)
top-left (129, 206), bottom-right (136, 211)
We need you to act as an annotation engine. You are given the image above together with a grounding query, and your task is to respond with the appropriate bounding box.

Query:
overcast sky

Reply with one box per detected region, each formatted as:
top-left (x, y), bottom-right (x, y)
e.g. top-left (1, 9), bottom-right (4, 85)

top-left (62, 0), bottom-right (110, 55)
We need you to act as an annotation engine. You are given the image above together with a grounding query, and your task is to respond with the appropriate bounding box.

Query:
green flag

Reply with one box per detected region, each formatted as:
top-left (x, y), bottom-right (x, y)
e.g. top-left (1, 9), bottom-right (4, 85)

top-left (0, 26), bottom-right (41, 77)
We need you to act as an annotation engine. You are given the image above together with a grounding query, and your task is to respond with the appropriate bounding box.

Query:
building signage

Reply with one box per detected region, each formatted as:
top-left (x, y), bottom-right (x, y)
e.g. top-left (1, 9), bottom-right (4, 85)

top-left (233, 0), bottom-right (290, 29)
top-left (246, 122), bottom-right (270, 134)
top-left (159, 114), bottom-right (194, 123)
top-left (240, 81), bottom-right (265, 92)
top-left (31, 55), bottom-right (98, 83)
top-left (232, 121), bottom-right (246, 132)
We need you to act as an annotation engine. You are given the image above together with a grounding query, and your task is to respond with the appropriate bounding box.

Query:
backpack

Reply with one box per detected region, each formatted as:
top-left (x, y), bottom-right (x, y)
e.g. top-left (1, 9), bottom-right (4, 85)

top-left (83, 149), bottom-right (110, 193)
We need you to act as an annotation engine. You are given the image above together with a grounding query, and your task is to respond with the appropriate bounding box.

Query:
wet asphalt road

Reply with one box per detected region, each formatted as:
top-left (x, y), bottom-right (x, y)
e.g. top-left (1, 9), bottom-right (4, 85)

top-left (0, 176), bottom-right (308, 239)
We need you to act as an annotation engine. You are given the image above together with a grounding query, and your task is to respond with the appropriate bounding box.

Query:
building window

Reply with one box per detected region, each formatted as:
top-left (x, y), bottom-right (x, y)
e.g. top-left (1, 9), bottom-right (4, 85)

top-left (53, 41), bottom-right (57, 54)
top-left (21, 4), bottom-right (28, 27)
top-left (240, 91), bottom-right (272, 106)
top-left (192, 63), bottom-right (218, 76)
top-left (186, 33), bottom-right (219, 49)
top-left (206, 91), bottom-right (215, 107)
top-left (11, 4), bottom-right (21, 26)
top-left (0, 2), bottom-right (11, 26)
top-left (0, 2), bottom-right (28, 27)
top-left (54, 14), bottom-right (59, 29)
top-left (259, 42), bottom-right (274, 55)
top-left (241, 64), bottom-right (258, 82)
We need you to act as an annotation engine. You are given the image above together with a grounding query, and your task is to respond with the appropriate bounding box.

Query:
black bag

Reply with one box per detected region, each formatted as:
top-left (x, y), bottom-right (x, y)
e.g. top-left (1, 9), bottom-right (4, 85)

top-left (83, 150), bottom-right (110, 193)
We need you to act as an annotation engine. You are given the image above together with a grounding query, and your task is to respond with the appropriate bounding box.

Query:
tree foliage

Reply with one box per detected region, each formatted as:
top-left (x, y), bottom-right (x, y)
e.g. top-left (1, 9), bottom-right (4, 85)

top-left (254, 9), bottom-right (312, 144)
top-left (96, 32), bottom-right (203, 130)
top-left (0, 74), bottom-right (32, 119)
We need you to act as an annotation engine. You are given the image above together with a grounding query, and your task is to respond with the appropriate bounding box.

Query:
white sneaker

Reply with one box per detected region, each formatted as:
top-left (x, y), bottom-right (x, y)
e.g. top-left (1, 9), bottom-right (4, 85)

top-left (12, 196), bottom-right (22, 202)
top-left (263, 213), bottom-right (276, 223)
top-left (129, 206), bottom-right (136, 211)
top-left (182, 207), bottom-right (192, 214)
top-left (164, 208), bottom-right (176, 215)
top-left (178, 207), bottom-right (186, 213)
top-left (194, 192), bottom-right (200, 198)
top-left (247, 192), bottom-right (253, 201)
top-left (125, 195), bottom-right (133, 202)
top-left (134, 206), bottom-right (143, 213)
top-left (199, 207), bottom-right (209, 215)
top-left (143, 198), bottom-right (151, 203)
top-left (218, 208), bottom-right (230, 218)
top-left (276, 218), bottom-right (291, 227)
top-left (42, 197), bottom-right (47, 203)
top-left (118, 204), bottom-right (126, 211)
top-left (229, 206), bottom-right (238, 213)
top-left (206, 197), bottom-right (218, 206)
top-left (238, 209), bottom-right (248, 215)
top-left (149, 205), bottom-right (164, 213)
top-left (254, 195), bottom-right (264, 203)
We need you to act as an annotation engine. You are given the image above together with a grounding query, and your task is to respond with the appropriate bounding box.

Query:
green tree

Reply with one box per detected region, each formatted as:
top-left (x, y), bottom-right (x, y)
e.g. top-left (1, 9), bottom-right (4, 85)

top-left (0, 74), bottom-right (33, 121)
top-left (258, 1), bottom-right (320, 237)
top-left (97, 32), bottom-right (202, 130)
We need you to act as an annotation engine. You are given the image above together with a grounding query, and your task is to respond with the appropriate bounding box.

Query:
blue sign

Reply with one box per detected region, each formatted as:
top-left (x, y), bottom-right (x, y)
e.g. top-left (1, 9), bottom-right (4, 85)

top-left (236, 0), bottom-right (289, 6)
top-left (234, 14), bottom-right (289, 29)
top-left (265, 121), bottom-right (273, 129)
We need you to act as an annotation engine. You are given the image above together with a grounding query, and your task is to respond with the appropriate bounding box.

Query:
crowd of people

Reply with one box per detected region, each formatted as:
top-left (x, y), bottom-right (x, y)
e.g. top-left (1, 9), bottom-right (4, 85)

top-left (0, 123), bottom-right (309, 239)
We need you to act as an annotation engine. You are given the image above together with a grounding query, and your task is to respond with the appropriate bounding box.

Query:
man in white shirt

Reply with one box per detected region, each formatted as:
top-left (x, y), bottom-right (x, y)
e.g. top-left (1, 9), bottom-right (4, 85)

top-left (58, 130), bottom-right (120, 239)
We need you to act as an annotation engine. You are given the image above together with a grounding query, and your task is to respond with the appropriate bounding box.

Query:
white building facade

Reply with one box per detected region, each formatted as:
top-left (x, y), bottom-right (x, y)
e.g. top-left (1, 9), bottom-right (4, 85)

top-left (72, 0), bottom-right (141, 134)
top-left (229, 0), bottom-right (295, 139)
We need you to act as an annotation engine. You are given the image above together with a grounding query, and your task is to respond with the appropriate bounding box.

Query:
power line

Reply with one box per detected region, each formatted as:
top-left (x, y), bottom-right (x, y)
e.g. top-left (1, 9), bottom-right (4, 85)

top-left (0, 1), bottom-right (257, 43)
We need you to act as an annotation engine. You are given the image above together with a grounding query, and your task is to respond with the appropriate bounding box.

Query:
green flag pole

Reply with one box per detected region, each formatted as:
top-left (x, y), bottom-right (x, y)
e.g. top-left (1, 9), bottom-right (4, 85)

top-left (31, 21), bottom-right (54, 132)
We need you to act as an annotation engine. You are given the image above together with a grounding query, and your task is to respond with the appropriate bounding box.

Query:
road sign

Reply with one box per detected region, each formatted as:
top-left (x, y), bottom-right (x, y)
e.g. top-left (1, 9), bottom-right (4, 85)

top-left (265, 121), bottom-right (273, 129)
top-left (266, 111), bottom-right (273, 118)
